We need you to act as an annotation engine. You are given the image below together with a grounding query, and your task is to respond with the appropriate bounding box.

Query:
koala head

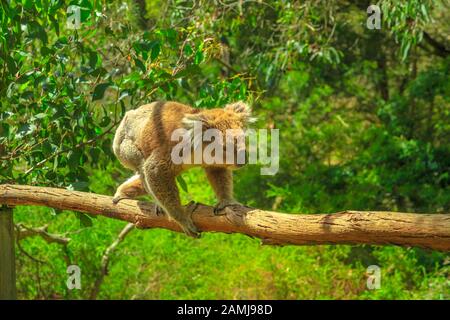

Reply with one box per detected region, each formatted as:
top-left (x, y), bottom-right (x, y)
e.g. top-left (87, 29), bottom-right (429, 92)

top-left (182, 101), bottom-right (256, 168)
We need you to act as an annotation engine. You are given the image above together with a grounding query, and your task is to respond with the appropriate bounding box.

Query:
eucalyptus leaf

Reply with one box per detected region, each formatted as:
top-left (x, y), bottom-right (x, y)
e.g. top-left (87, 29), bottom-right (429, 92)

top-left (92, 83), bottom-right (110, 101)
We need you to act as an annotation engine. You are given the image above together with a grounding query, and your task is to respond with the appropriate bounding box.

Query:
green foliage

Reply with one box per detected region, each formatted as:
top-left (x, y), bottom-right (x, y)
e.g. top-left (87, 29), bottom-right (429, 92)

top-left (1, 0), bottom-right (449, 299)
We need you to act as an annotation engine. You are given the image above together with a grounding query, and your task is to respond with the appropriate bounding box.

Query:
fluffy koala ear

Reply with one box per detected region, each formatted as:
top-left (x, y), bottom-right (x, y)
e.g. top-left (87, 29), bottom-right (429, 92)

top-left (182, 113), bottom-right (207, 130)
top-left (224, 101), bottom-right (250, 115)
top-left (182, 113), bottom-right (207, 150)
top-left (224, 101), bottom-right (256, 124)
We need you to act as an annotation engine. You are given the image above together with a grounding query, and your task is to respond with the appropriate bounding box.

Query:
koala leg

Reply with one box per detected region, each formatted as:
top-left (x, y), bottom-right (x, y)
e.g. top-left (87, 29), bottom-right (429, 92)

top-left (205, 168), bottom-right (241, 214)
top-left (112, 174), bottom-right (147, 204)
top-left (141, 162), bottom-right (200, 238)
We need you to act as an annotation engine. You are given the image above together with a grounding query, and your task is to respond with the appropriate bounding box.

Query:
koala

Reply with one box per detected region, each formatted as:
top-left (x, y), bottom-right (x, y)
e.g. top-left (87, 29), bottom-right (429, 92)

top-left (112, 101), bottom-right (253, 237)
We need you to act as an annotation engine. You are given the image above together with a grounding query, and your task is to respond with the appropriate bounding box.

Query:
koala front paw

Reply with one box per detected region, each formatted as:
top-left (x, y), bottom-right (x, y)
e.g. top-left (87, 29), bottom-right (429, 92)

top-left (213, 199), bottom-right (242, 215)
top-left (112, 194), bottom-right (126, 204)
top-left (181, 220), bottom-right (200, 238)
top-left (178, 202), bottom-right (201, 238)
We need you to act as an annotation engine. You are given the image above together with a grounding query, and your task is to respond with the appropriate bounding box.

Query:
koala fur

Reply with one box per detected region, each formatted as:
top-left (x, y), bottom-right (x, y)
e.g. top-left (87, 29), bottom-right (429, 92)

top-left (112, 101), bottom-right (253, 237)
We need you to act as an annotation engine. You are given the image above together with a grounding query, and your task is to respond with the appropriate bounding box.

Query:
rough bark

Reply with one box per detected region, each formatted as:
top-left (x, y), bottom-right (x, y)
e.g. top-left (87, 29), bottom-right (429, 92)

top-left (0, 184), bottom-right (449, 251)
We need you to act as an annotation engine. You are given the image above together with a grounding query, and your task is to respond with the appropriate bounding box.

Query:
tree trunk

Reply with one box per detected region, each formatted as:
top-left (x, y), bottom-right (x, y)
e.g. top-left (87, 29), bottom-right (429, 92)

top-left (0, 206), bottom-right (17, 300)
top-left (0, 184), bottom-right (449, 251)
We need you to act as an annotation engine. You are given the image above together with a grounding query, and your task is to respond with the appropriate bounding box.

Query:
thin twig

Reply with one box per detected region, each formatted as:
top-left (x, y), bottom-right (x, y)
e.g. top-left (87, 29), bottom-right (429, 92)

top-left (89, 223), bottom-right (135, 299)
top-left (16, 223), bottom-right (71, 245)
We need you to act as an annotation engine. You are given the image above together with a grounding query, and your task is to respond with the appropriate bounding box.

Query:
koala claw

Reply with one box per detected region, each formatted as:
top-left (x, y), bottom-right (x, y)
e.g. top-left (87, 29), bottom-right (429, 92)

top-left (153, 203), bottom-right (165, 216)
top-left (181, 221), bottom-right (201, 238)
top-left (180, 201), bottom-right (201, 238)
top-left (186, 200), bottom-right (200, 213)
top-left (213, 200), bottom-right (242, 215)
top-left (112, 195), bottom-right (125, 204)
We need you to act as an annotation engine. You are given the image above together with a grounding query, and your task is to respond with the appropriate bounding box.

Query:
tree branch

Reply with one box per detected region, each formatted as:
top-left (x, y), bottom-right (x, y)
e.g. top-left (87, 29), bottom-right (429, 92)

top-left (1, 184), bottom-right (449, 251)
top-left (15, 223), bottom-right (71, 245)
top-left (422, 32), bottom-right (450, 58)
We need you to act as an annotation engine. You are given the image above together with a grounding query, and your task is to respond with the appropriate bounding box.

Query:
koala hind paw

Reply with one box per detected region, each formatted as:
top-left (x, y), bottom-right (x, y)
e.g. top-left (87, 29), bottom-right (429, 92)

top-left (180, 219), bottom-right (200, 238)
top-left (213, 199), bottom-right (242, 215)
top-left (152, 203), bottom-right (165, 216)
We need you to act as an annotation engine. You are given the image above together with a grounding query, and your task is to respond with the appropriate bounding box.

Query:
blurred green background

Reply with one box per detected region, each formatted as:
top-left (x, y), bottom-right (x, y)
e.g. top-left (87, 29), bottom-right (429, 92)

top-left (1, 0), bottom-right (449, 299)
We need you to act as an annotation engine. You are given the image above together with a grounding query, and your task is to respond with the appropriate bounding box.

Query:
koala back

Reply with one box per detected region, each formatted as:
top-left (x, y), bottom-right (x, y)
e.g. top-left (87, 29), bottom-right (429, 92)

top-left (112, 103), bottom-right (155, 170)
top-left (113, 101), bottom-right (196, 170)
top-left (113, 100), bottom-right (252, 171)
